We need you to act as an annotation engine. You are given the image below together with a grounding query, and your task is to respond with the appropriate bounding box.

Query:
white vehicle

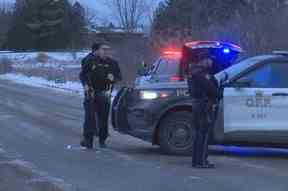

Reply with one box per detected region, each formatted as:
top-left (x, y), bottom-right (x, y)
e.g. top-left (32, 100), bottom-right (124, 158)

top-left (112, 41), bottom-right (288, 155)
top-left (216, 51), bottom-right (288, 146)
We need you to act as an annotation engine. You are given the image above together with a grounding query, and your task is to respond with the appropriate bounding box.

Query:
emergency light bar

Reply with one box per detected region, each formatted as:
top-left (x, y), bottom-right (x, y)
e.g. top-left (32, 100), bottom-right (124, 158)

top-left (161, 41), bottom-right (242, 60)
top-left (181, 41), bottom-right (242, 74)
top-left (184, 41), bottom-right (243, 53)
top-left (163, 50), bottom-right (182, 57)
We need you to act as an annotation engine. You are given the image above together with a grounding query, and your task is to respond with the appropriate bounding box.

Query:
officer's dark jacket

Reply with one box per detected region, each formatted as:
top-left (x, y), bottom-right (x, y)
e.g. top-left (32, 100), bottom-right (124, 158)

top-left (187, 69), bottom-right (219, 104)
top-left (188, 74), bottom-right (219, 103)
top-left (79, 53), bottom-right (122, 91)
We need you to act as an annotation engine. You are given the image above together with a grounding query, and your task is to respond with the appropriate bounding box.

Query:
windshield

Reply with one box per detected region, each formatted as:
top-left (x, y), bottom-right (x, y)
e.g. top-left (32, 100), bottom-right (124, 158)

top-left (216, 55), bottom-right (279, 80)
top-left (154, 57), bottom-right (179, 76)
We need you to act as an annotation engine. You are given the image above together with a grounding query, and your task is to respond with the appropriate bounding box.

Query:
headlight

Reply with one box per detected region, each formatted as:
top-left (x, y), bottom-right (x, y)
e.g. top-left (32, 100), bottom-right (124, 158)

top-left (139, 90), bottom-right (172, 100)
top-left (140, 91), bottom-right (158, 100)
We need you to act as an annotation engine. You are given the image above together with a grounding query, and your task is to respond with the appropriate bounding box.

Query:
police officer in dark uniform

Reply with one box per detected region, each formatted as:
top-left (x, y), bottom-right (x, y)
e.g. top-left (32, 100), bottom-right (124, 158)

top-left (79, 43), bottom-right (122, 149)
top-left (184, 49), bottom-right (219, 168)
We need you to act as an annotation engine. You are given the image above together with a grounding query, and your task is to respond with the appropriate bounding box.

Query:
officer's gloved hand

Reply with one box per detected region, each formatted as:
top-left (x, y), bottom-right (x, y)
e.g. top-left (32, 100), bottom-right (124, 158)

top-left (84, 85), bottom-right (94, 99)
top-left (107, 73), bottom-right (114, 83)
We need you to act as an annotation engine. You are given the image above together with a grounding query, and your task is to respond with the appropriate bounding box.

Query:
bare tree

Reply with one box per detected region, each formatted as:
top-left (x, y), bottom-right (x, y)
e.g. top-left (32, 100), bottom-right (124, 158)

top-left (84, 7), bottom-right (98, 27)
top-left (106, 0), bottom-right (152, 32)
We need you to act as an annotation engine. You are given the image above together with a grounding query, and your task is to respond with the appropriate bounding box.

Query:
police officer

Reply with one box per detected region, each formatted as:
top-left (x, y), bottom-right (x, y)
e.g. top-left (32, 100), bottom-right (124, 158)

top-left (79, 43), bottom-right (122, 149)
top-left (186, 50), bottom-right (219, 168)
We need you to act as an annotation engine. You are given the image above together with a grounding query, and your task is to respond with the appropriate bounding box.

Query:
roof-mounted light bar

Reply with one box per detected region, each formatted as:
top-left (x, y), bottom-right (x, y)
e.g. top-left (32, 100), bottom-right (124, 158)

top-left (184, 41), bottom-right (243, 53)
top-left (162, 50), bottom-right (182, 58)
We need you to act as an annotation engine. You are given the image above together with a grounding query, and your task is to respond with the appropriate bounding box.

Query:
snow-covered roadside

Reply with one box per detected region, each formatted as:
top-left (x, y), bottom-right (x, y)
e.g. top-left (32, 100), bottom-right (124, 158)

top-left (0, 73), bottom-right (118, 97)
top-left (0, 73), bottom-right (84, 95)
top-left (0, 51), bottom-right (87, 72)
top-left (0, 51), bottom-right (88, 63)
top-left (12, 62), bottom-right (81, 70)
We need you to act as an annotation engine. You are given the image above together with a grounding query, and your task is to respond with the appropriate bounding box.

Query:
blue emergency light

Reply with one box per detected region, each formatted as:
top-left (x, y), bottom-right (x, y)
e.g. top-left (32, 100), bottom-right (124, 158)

top-left (182, 41), bottom-right (243, 74)
top-left (223, 48), bottom-right (231, 54)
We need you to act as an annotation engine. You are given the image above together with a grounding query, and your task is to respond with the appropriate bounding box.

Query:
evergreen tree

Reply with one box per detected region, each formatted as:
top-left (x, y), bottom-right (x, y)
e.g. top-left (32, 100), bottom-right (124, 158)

top-left (0, 3), bottom-right (12, 49)
top-left (7, 0), bottom-right (86, 50)
top-left (25, 0), bottom-right (73, 50)
top-left (7, 0), bottom-right (34, 50)
top-left (70, 1), bottom-right (85, 50)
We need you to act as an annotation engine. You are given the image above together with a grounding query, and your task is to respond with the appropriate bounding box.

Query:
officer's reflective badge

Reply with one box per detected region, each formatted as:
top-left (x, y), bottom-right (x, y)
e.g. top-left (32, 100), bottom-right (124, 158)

top-left (107, 73), bottom-right (114, 81)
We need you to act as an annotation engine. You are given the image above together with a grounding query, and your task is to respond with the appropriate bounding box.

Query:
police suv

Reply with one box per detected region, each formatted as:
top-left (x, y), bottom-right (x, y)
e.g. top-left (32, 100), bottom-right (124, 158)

top-left (112, 41), bottom-right (288, 155)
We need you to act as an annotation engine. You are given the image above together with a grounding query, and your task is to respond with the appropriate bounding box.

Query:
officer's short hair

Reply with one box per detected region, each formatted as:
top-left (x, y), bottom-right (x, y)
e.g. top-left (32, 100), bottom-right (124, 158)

top-left (91, 43), bottom-right (102, 51)
top-left (91, 42), bottom-right (109, 51)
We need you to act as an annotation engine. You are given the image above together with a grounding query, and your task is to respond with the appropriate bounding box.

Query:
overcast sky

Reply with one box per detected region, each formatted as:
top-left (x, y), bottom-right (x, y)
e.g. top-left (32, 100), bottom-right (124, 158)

top-left (0, 0), bottom-right (162, 26)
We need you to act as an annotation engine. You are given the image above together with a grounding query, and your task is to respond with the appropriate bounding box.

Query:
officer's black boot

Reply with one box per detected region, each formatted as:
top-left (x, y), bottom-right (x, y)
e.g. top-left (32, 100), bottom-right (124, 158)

top-left (80, 135), bottom-right (94, 149)
top-left (99, 126), bottom-right (107, 148)
top-left (204, 161), bottom-right (215, 168)
top-left (99, 140), bottom-right (107, 148)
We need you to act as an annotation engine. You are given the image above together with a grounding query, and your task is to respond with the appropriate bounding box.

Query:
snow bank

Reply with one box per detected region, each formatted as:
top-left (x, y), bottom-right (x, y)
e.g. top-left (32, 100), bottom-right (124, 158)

top-left (0, 51), bottom-right (89, 62)
top-left (0, 73), bottom-right (118, 97)
top-left (0, 73), bottom-right (84, 95)
top-left (0, 51), bottom-right (89, 70)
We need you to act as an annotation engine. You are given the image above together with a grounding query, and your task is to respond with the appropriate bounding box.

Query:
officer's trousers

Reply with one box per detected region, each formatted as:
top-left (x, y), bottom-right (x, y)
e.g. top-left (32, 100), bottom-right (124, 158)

top-left (192, 100), bottom-right (213, 166)
top-left (83, 92), bottom-right (110, 145)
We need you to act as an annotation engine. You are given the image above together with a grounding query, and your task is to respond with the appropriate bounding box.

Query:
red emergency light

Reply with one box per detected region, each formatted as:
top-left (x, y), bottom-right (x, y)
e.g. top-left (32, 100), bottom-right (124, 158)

top-left (162, 50), bottom-right (182, 58)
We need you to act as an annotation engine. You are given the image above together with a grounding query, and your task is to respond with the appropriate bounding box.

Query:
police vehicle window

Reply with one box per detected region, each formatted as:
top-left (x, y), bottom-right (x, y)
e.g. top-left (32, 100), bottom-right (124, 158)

top-left (155, 58), bottom-right (179, 76)
top-left (236, 62), bottom-right (288, 88)
top-left (268, 62), bottom-right (288, 88)
top-left (150, 59), bottom-right (159, 74)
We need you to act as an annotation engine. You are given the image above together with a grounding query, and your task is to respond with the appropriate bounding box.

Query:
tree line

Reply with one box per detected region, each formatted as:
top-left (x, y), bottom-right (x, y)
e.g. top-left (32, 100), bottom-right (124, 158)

top-left (151, 0), bottom-right (288, 55)
top-left (2, 0), bottom-right (287, 54)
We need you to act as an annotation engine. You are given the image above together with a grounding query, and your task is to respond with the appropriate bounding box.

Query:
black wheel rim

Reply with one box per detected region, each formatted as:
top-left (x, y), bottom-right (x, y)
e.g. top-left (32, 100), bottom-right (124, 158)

top-left (166, 121), bottom-right (193, 149)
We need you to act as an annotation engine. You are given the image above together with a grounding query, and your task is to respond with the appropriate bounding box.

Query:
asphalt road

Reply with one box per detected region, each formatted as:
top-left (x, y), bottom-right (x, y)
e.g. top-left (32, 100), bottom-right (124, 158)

top-left (0, 79), bottom-right (288, 191)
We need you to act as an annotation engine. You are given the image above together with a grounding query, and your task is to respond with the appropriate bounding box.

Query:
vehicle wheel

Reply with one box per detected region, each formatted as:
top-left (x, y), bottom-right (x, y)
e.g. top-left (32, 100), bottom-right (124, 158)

top-left (159, 111), bottom-right (194, 155)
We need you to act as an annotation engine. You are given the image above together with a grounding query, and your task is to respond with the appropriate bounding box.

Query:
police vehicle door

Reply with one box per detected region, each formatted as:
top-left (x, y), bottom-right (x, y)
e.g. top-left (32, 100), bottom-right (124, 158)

top-left (223, 61), bottom-right (288, 138)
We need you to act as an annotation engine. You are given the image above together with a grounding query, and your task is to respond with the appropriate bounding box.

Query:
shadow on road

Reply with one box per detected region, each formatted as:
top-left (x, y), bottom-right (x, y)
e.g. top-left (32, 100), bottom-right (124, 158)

top-left (112, 143), bottom-right (288, 160)
top-left (210, 145), bottom-right (288, 158)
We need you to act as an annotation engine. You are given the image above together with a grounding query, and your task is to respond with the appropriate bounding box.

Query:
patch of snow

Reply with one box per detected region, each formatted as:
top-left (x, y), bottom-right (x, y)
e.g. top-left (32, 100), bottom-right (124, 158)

top-left (0, 73), bottom-right (84, 95)
top-left (0, 51), bottom-right (13, 53)
top-left (0, 51), bottom-right (89, 66)
top-left (0, 73), bottom-right (118, 97)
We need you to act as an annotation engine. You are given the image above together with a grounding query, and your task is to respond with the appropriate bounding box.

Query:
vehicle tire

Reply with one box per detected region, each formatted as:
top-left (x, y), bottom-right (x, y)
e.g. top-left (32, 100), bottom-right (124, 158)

top-left (159, 111), bottom-right (194, 155)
